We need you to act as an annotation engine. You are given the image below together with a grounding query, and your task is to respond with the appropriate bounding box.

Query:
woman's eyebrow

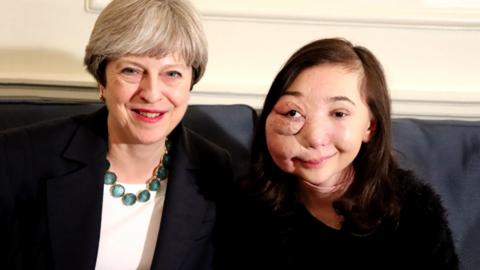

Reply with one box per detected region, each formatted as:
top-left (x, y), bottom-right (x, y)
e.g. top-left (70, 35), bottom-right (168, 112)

top-left (114, 60), bottom-right (144, 69)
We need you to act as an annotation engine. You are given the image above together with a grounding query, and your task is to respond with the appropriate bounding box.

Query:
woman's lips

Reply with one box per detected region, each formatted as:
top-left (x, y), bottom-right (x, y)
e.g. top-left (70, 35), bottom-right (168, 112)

top-left (132, 109), bottom-right (166, 123)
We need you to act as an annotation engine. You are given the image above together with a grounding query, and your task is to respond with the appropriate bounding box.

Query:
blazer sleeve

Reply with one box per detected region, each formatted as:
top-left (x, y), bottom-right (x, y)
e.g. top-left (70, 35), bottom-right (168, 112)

top-left (0, 129), bottom-right (30, 224)
top-left (0, 129), bottom-right (33, 266)
top-left (0, 132), bottom-right (11, 225)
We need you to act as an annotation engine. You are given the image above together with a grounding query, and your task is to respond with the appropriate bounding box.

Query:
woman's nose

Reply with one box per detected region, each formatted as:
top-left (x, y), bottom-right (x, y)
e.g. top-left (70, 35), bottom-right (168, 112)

top-left (139, 75), bottom-right (163, 102)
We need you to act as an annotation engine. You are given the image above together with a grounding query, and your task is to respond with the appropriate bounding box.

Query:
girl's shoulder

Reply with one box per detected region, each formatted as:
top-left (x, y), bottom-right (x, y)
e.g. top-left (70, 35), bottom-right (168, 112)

top-left (391, 168), bottom-right (459, 268)
top-left (393, 168), bottom-right (455, 248)
top-left (394, 168), bottom-right (446, 220)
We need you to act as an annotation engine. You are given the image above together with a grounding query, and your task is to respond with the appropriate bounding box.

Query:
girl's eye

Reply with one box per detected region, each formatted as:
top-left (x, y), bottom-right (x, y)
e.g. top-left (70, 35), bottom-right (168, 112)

top-left (286, 110), bottom-right (302, 118)
top-left (333, 111), bottom-right (348, 118)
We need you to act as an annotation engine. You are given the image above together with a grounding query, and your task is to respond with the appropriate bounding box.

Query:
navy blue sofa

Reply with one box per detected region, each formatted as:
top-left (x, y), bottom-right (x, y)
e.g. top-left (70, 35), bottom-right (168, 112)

top-left (0, 100), bottom-right (479, 270)
top-left (392, 119), bottom-right (480, 270)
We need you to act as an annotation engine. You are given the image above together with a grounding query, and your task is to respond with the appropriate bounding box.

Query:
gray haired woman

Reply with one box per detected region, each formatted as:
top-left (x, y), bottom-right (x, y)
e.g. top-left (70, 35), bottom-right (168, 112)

top-left (0, 0), bottom-right (234, 269)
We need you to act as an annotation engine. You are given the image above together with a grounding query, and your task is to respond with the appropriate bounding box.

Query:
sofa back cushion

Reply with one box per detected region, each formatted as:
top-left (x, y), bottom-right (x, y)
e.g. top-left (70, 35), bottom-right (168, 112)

top-left (393, 118), bottom-right (480, 270)
top-left (0, 100), bottom-right (257, 181)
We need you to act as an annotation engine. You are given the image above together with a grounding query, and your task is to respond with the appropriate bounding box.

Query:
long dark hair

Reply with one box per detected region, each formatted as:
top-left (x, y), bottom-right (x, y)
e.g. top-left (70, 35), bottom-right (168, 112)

top-left (248, 38), bottom-right (400, 233)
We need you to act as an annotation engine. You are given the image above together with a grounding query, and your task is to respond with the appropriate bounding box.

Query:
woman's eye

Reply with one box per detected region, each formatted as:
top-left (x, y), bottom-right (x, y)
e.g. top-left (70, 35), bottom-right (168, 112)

top-left (285, 110), bottom-right (302, 118)
top-left (167, 71), bottom-right (182, 78)
top-left (121, 67), bottom-right (141, 75)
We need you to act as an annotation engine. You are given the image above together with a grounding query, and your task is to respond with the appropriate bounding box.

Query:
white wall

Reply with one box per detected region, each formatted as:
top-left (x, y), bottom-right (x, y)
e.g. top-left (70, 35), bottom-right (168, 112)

top-left (1, 0), bottom-right (479, 119)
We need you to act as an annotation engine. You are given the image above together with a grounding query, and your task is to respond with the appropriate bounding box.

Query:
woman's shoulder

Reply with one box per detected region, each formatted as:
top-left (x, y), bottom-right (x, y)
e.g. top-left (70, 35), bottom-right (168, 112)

top-left (172, 124), bottom-right (234, 183)
top-left (0, 106), bottom-right (105, 140)
top-left (0, 114), bottom-right (82, 151)
top-left (0, 107), bottom-right (107, 174)
top-left (176, 125), bottom-right (231, 165)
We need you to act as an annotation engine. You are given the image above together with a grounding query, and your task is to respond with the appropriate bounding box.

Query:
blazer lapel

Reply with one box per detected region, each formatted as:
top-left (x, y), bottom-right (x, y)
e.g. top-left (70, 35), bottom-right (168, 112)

top-left (150, 127), bottom-right (213, 270)
top-left (46, 111), bottom-right (108, 269)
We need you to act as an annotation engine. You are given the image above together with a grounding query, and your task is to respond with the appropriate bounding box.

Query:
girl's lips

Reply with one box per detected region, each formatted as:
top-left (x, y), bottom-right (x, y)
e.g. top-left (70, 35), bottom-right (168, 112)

top-left (295, 152), bottom-right (336, 168)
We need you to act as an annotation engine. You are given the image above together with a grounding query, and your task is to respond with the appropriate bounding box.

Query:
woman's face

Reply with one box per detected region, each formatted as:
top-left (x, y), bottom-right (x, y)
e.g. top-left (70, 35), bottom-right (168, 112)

top-left (265, 64), bottom-right (373, 188)
top-left (101, 54), bottom-right (192, 146)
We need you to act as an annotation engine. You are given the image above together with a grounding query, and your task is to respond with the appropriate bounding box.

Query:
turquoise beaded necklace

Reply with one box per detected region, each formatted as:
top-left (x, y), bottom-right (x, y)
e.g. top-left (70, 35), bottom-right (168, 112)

top-left (103, 139), bottom-right (172, 206)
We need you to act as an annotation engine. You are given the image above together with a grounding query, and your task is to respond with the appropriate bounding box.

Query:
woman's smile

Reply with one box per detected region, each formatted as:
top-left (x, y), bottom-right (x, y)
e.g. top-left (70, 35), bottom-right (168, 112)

top-left (131, 108), bottom-right (167, 123)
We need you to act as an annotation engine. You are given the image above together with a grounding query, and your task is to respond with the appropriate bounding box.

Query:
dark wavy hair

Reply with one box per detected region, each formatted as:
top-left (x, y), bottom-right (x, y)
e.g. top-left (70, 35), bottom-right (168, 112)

top-left (248, 38), bottom-right (400, 233)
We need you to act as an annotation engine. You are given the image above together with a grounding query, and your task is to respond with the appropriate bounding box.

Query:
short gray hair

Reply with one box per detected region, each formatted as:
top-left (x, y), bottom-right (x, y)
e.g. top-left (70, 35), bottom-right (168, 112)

top-left (84, 0), bottom-right (208, 87)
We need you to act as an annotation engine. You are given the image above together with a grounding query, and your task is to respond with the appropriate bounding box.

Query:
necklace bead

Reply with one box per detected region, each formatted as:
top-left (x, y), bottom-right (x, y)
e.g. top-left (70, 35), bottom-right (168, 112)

top-left (148, 179), bottom-right (161, 191)
top-left (157, 167), bottom-right (167, 180)
top-left (122, 193), bottom-right (137, 206)
top-left (104, 172), bottom-right (116, 185)
top-left (111, 184), bottom-right (125, 197)
top-left (104, 139), bottom-right (170, 206)
top-left (138, 190), bottom-right (151, 202)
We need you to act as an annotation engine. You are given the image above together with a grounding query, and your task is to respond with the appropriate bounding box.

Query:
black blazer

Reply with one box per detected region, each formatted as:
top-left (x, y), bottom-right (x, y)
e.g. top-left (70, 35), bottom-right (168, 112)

top-left (0, 107), bottom-right (234, 270)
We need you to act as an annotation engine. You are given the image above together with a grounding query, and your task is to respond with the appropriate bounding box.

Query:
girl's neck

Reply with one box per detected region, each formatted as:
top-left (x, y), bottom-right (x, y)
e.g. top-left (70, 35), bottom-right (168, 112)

top-left (304, 202), bottom-right (344, 230)
top-left (298, 168), bottom-right (353, 201)
top-left (298, 169), bottom-right (354, 229)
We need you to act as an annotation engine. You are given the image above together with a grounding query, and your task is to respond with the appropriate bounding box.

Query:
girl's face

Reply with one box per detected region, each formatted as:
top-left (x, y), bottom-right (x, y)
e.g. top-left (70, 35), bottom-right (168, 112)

top-left (265, 64), bottom-right (374, 189)
top-left (101, 54), bottom-right (192, 147)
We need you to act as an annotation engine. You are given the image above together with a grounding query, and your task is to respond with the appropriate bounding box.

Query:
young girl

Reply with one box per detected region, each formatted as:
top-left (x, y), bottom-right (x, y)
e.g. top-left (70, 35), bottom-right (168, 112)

top-left (240, 38), bottom-right (458, 269)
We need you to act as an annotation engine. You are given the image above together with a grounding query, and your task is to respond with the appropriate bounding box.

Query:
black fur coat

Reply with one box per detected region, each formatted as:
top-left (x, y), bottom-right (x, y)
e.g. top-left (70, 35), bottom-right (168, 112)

top-left (233, 169), bottom-right (459, 270)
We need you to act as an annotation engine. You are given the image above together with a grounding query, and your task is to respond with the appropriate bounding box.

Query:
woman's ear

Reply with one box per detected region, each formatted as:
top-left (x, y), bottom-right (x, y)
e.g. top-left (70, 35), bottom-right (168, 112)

top-left (98, 84), bottom-right (106, 102)
top-left (362, 119), bottom-right (376, 143)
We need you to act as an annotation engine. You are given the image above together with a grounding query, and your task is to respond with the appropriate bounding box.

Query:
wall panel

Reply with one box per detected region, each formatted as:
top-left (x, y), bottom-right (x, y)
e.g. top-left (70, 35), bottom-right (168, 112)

top-left (0, 0), bottom-right (479, 119)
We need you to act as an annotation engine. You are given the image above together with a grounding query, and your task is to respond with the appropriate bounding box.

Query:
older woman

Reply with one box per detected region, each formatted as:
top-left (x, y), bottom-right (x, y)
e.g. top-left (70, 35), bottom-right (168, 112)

top-left (0, 0), bottom-right (233, 269)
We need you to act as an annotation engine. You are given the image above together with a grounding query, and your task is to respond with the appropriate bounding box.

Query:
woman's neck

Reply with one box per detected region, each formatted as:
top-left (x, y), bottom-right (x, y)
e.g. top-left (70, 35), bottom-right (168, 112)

top-left (107, 141), bottom-right (166, 184)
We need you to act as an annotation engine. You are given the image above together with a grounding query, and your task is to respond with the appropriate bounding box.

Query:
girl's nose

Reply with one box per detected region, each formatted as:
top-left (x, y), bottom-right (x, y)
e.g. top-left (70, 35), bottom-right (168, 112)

top-left (300, 117), bottom-right (331, 148)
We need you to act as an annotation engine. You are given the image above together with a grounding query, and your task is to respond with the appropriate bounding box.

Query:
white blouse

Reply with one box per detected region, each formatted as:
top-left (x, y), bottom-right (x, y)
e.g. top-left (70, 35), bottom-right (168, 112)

top-left (95, 180), bottom-right (168, 270)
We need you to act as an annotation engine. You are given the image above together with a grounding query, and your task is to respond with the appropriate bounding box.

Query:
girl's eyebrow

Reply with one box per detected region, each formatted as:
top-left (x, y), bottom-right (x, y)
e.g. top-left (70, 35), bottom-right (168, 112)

top-left (327, 96), bottom-right (356, 106)
top-left (283, 90), bottom-right (303, 97)
top-left (283, 90), bottom-right (356, 106)
top-left (283, 88), bottom-right (356, 106)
